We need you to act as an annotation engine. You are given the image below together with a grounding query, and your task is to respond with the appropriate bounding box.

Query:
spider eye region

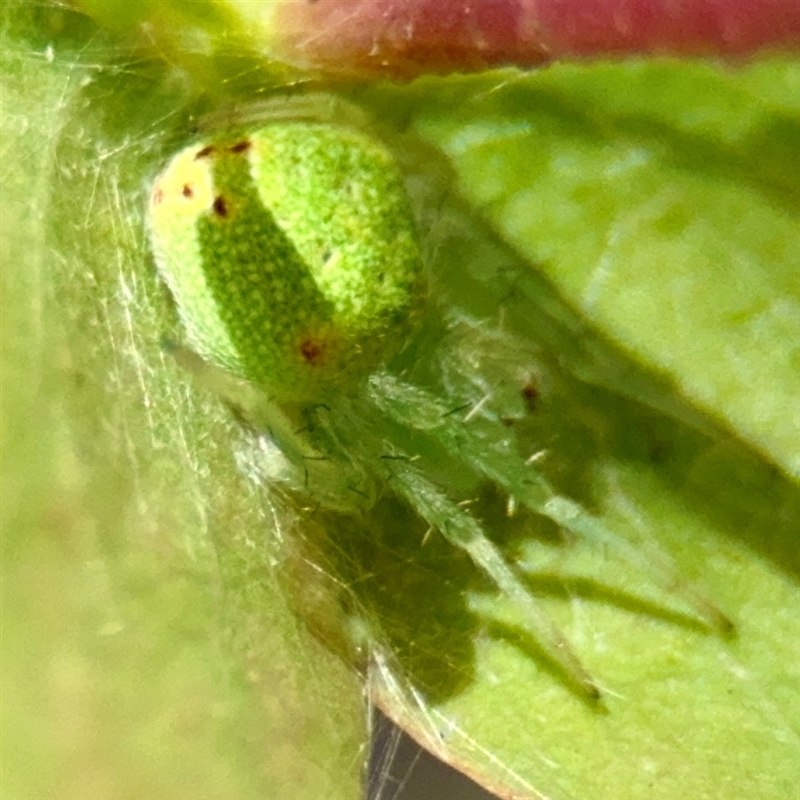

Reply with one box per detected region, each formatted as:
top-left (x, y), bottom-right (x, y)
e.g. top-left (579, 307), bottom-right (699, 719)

top-left (148, 120), bottom-right (424, 402)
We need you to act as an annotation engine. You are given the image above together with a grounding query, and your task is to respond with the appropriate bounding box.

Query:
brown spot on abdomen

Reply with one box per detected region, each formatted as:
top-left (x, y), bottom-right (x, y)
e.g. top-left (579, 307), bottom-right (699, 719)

top-left (300, 338), bottom-right (325, 365)
top-left (194, 145), bottom-right (216, 159)
top-left (212, 195), bottom-right (229, 217)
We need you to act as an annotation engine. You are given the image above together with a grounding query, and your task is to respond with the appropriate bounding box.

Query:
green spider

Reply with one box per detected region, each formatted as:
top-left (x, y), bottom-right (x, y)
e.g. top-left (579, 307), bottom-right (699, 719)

top-left (148, 96), bottom-right (732, 700)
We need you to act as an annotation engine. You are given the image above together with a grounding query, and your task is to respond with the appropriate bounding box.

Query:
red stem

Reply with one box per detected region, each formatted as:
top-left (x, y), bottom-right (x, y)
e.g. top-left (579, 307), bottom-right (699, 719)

top-left (273, 0), bottom-right (800, 77)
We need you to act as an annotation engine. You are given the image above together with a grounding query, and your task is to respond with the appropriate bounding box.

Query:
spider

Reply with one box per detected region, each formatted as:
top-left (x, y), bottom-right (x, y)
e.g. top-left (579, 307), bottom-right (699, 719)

top-left (148, 95), bottom-right (732, 700)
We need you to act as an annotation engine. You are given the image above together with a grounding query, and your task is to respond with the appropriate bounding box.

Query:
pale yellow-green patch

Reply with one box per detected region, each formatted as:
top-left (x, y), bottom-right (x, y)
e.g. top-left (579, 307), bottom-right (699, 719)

top-left (149, 144), bottom-right (243, 375)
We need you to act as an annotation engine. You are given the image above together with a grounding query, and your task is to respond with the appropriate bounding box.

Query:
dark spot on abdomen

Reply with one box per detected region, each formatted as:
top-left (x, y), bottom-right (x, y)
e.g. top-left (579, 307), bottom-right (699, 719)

top-left (300, 338), bottom-right (325, 365)
top-left (212, 195), bottom-right (229, 217)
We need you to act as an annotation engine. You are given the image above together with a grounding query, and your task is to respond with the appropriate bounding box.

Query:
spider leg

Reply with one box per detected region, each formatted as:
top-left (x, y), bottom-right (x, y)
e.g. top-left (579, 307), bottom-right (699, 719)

top-left (386, 456), bottom-right (602, 700)
top-left (528, 496), bottom-right (735, 636)
top-left (321, 391), bottom-right (601, 699)
top-left (368, 372), bottom-right (734, 635)
top-left (165, 340), bottom-right (372, 511)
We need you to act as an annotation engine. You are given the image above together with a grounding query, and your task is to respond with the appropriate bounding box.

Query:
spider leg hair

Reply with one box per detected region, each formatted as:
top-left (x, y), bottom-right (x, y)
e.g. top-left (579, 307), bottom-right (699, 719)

top-left (368, 372), bottom-right (734, 636)
top-left (165, 341), bottom-right (373, 512)
top-left (319, 388), bottom-right (601, 699)
top-left (386, 456), bottom-right (602, 700)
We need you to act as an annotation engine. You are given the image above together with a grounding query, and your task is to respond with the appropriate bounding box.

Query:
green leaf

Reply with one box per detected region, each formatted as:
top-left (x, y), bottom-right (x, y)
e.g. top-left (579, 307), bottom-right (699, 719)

top-left (352, 63), bottom-right (800, 799)
top-left (396, 61), bottom-right (800, 480)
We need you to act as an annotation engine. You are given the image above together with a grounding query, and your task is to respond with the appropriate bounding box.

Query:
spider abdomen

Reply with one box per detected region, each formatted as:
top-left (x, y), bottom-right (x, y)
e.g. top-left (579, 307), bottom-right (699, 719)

top-left (149, 120), bottom-right (424, 402)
